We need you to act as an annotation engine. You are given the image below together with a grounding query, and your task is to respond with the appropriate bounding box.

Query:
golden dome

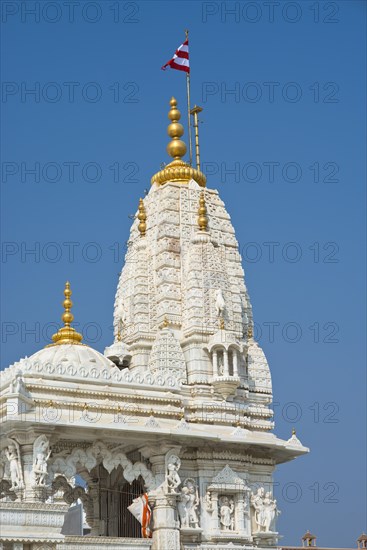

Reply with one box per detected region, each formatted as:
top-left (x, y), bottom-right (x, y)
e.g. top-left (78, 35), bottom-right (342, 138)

top-left (151, 97), bottom-right (206, 187)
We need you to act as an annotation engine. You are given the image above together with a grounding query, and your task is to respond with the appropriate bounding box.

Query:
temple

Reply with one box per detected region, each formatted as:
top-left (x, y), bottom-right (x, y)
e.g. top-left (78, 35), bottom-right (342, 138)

top-left (0, 97), bottom-right (309, 550)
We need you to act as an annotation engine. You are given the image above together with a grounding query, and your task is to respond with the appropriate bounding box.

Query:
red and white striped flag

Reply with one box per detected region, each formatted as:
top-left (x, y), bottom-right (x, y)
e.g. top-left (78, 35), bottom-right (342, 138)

top-left (161, 39), bottom-right (190, 73)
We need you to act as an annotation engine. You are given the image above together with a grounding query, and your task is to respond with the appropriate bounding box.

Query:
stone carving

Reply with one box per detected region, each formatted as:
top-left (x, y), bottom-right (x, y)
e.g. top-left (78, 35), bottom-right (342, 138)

top-left (215, 289), bottom-right (226, 316)
top-left (50, 440), bottom-right (156, 490)
top-left (218, 353), bottom-right (224, 375)
top-left (51, 475), bottom-right (93, 518)
top-left (204, 490), bottom-right (214, 513)
top-left (178, 478), bottom-right (199, 529)
top-left (32, 435), bottom-right (51, 486)
top-left (251, 488), bottom-right (280, 533)
top-left (145, 415), bottom-right (161, 429)
top-left (219, 495), bottom-right (234, 531)
top-left (247, 340), bottom-right (273, 394)
top-left (3, 350), bottom-right (179, 390)
top-left (211, 465), bottom-right (246, 489)
top-left (166, 454), bottom-right (181, 494)
top-left (4, 439), bottom-right (23, 490)
top-left (148, 327), bottom-right (187, 383)
top-left (9, 371), bottom-right (29, 396)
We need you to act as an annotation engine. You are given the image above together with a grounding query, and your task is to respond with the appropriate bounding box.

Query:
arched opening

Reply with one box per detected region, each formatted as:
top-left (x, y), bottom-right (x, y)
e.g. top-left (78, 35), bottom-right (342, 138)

top-left (93, 464), bottom-right (145, 538)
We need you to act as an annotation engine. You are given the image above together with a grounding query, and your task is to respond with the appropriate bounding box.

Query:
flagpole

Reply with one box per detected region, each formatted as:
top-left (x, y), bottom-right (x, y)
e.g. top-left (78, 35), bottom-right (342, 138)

top-left (190, 105), bottom-right (203, 170)
top-left (185, 29), bottom-right (193, 165)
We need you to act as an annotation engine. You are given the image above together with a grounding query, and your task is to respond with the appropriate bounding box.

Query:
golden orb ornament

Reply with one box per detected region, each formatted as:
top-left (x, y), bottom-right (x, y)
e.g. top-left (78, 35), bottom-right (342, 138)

top-left (166, 97), bottom-right (186, 160)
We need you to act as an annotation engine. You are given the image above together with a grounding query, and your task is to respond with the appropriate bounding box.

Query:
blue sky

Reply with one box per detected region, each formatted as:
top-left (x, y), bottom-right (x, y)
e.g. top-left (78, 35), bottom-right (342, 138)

top-left (1, 0), bottom-right (366, 544)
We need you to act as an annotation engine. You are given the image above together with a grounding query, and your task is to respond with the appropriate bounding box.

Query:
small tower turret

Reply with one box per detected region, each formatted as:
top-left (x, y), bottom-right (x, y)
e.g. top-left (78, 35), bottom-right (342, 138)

top-left (302, 530), bottom-right (317, 547)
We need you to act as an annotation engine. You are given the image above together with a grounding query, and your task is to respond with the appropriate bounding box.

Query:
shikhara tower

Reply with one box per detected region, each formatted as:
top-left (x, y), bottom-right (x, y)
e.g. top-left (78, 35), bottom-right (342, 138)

top-left (0, 98), bottom-right (308, 550)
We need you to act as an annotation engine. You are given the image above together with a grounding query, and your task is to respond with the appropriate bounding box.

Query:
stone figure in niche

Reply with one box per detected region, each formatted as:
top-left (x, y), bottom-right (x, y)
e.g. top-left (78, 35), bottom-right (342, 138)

top-left (215, 289), bottom-right (225, 317)
top-left (251, 488), bottom-right (279, 533)
top-left (178, 478), bottom-right (199, 528)
top-left (219, 496), bottom-right (234, 531)
top-left (5, 441), bottom-right (23, 490)
top-left (217, 352), bottom-right (225, 375)
top-left (166, 455), bottom-right (181, 493)
top-left (32, 435), bottom-right (51, 486)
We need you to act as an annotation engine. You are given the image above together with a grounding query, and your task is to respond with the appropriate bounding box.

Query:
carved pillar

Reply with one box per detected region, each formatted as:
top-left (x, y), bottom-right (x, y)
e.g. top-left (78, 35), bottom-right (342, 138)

top-left (87, 480), bottom-right (103, 536)
top-left (21, 444), bottom-right (35, 502)
top-left (212, 350), bottom-right (218, 377)
top-left (223, 350), bottom-right (229, 376)
top-left (235, 493), bottom-right (246, 536)
top-left (210, 492), bottom-right (220, 533)
top-left (150, 493), bottom-right (180, 550)
top-left (233, 350), bottom-right (238, 377)
top-left (142, 446), bottom-right (182, 550)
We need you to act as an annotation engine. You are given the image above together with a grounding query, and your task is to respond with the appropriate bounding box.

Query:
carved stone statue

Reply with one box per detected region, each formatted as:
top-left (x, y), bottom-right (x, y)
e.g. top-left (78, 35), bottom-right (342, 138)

top-left (5, 441), bottom-right (23, 490)
top-left (215, 289), bottom-right (225, 317)
top-left (219, 495), bottom-right (234, 531)
top-left (204, 490), bottom-right (214, 513)
top-left (166, 455), bottom-right (181, 494)
top-left (218, 353), bottom-right (224, 375)
top-left (178, 478), bottom-right (199, 529)
top-left (251, 488), bottom-right (279, 533)
top-left (9, 372), bottom-right (27, 395)
top-left (32, 435), bottom-right (51, 486)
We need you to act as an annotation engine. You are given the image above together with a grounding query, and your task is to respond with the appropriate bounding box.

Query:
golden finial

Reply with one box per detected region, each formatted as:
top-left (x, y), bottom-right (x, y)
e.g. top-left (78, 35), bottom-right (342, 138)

top-left (219, 317), bottom-right (225, 330)
top-left (247, 325), bottom-right (253, 339)
top-left (137, 198), bottom-right (147, 236)
top-left (161, 316), bottom-right (169, 329)
top-left (166, 97), bottom-right (187, 161)
top-left (46, 282), bottom-right (83, 347)
top-left (292, 428), bottom-right (296, 436)
top-left (151, 97), bottom-right (206, 187)
top-left (198, 192), bottom-right (208, 231)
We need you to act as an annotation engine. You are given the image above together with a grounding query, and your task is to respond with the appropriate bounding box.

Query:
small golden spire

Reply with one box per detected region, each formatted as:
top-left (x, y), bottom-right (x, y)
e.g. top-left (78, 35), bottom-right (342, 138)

top-left (198, 192), bottom-right (208, 231)
top-left (161, 316), bottom-right (169, 329)
top-left (137, 198), bottom-right (147, 236)
top-left (151, 98), bottom-right (206, 187)
top-left (247, 325), bottom-right (253, 339)
top-left (292, 428), bottom-right (296, 436)
top-left (46, 282), bottom-right (83, 347)
top-left (219, 317), bottom-right (225, 330)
